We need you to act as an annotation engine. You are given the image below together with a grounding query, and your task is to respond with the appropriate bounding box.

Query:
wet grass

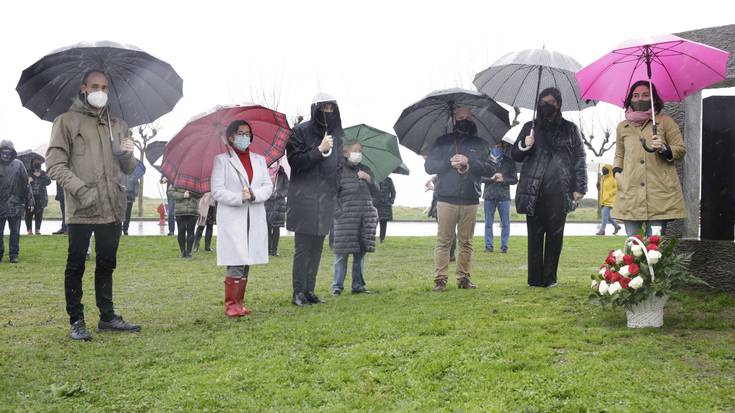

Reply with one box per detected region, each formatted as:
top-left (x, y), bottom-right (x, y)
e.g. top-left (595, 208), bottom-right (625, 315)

top-left (1, 235), bottom-right (733, 412)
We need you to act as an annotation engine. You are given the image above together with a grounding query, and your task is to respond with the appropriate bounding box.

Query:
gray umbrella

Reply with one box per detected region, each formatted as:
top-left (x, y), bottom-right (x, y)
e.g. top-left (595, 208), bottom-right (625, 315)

top-left (473, 48), bottom-right (594, 115)
top-left (393, 88), bottom-right (510, 155)
top-left (16, 41), bottom-right (183, 127)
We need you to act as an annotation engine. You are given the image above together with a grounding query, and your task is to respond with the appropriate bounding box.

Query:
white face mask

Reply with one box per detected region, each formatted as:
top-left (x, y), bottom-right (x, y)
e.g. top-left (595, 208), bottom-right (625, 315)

top-left (86, 90), bottom-right (108, 108)
top-left (348, 152), bottom-right (362, 164)
top-left (233, 134), bottom-right (251, 151)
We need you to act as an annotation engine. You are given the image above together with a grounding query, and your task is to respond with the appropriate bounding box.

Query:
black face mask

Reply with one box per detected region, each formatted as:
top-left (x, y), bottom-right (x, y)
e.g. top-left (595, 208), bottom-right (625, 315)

top-left (602, 167), bottom-right (609, 175)
top-left (631, 100), bottom-right (652, 112)
top-left (539, 102), bottom-right (559, 119)
top-left (454, 119), bottom-right (474, 134)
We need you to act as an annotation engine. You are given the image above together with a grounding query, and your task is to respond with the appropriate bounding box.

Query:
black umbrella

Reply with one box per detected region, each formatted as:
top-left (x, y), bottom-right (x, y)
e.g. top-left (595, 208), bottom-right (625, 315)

top-left (145, 140), bottom-right (167, 171)
top-left (16, 41), bottom-right (183, 127)
top-left (393, 88), bottom-right (510, 155)
top-left (16, 149), bottom-right (45, 171)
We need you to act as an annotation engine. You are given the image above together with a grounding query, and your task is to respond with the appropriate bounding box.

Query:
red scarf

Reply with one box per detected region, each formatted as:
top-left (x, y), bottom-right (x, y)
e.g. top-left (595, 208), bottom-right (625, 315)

top-left (233, 148), bottom-right (253, 182)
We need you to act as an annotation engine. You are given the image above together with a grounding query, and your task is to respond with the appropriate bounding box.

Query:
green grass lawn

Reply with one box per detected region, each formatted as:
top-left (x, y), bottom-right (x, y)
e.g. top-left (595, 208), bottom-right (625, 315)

top-left (1, 235), bottom-right (733, 412)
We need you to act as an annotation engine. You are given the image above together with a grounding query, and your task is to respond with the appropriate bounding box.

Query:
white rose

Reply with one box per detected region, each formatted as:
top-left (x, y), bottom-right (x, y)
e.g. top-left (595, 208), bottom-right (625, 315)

top-left (631, 244), bottom-right (644, 257)
top-left (648, 250), bottom-right (662, 265)
top-left (629, 276), bottom-right (644, 289)
top-left (598, 280), bottom-right (609, 295)
top-left (599, 268), bottom-right (607, 277)
top-left (591, 280), bottom-right (599, 290)
top-left (608, 282), bottom-right (622, 295)
top-left (613, 249), bottom-right (625, 264)
top-left (619, 265), bottom-right (630, 277)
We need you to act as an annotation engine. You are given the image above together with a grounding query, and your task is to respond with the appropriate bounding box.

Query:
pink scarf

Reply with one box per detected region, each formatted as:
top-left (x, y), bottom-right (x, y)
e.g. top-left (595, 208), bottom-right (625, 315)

top-left (625, 108), bottom-right (653, 126)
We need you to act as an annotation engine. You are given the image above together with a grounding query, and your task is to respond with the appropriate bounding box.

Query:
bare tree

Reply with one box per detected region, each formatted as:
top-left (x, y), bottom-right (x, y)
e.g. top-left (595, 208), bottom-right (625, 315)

top-left (131, 123), bottom-right (160, 217)
top-left (576, 111), bottom-right (617, 158)
top-left (249, 73), bottom-right (284, 110)
top-left (511, 106), bottom-right (521, 128)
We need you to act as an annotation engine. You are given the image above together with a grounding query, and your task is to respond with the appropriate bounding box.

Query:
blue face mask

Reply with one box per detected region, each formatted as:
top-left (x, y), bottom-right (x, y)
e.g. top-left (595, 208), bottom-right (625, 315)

top-left (491, 147), bottom-right (503, 157)
top-left (233, 134), bottom-right (251, 151)
top-left (0, 151), bottom-right (12, 163)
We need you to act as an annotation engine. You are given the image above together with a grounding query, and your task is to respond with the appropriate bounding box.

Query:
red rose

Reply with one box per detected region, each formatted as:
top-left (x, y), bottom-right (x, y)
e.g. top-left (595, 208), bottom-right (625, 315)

top-left (620, 277), bottom-right (632, 289)
top-left (628, 263), bottom-right (640, 276)
top-left (648, 235), bottom-right (661, 245)
top-left (647, 244), bottom-right (659, 251)
top-left (606, 256), bottom-right (616, 265)
top-left (610, 272), bottom-right (622, 283)
top-left (604, 269), bottom-right (614, 282)
top-left (623, 255), bottom-right (634, 265)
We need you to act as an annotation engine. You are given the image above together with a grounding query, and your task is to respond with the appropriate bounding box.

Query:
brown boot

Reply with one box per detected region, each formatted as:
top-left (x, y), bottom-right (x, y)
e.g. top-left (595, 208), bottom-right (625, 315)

top-left (457, 277), bottom-right (477, 289)
top-left (224, 277), bottom-right (248, 317)
top-left (433, 279), bottom-right (447, 292)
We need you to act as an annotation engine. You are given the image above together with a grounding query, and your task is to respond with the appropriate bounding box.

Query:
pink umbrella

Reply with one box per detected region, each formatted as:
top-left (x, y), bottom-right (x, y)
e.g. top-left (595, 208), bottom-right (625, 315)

top-left (576, 34), bottom-right (729, 150)
top-left (161, 104), bottom-right (291, 193)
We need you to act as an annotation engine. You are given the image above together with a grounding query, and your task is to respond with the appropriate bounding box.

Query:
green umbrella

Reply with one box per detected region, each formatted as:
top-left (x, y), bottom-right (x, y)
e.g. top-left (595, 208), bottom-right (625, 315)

top-left (343, 124), bottom-right (405, 184)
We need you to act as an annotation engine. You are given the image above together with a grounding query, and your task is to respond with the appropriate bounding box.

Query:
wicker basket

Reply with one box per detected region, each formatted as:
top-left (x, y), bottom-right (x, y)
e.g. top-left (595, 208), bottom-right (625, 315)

top-left (625, 294), bottom-right (668, 328)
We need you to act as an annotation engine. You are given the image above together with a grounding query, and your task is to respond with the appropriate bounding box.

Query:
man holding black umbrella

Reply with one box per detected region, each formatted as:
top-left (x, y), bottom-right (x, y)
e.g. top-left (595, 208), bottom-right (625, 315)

top-left (47, 70), bottom-right (141, 341)
top-left (425, 107), bottom-right (492, 292)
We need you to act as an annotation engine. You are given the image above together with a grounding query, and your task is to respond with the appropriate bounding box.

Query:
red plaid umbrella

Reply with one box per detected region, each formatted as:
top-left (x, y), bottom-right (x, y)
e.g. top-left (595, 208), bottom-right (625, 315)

top-left (161, 104), bottom-right (291, 193)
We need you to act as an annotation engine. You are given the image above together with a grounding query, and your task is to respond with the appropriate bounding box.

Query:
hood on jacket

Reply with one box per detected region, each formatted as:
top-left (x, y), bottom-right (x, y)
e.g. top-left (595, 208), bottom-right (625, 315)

top-left (69, 95), bottom-right (111, 120)
top-left (0, 139), bottom-right (17, 161)
top-left (310, 93), bottom-right (342, 135)
top-left (601, 163), bottom-right (613, 176)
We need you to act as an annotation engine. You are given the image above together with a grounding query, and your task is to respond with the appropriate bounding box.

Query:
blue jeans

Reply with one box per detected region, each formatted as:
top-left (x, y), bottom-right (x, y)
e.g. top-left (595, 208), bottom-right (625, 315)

top-left (600, 206), bottom-right (618, 233)
top-left (484, 199), bottom-right (510, 251)
top-left (0, 216), bottom-right (22, 259)
top-left (623, 220), bottom-right (668, 237)
top-left (167, 198), bottom-right (176, 234)
top-left (332, 252), bottom-right (365, 292)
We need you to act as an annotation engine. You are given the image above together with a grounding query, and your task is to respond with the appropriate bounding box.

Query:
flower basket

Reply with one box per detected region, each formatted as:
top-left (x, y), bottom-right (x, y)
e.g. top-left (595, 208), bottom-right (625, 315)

top-left (625, 294), bottom-right (668, 328)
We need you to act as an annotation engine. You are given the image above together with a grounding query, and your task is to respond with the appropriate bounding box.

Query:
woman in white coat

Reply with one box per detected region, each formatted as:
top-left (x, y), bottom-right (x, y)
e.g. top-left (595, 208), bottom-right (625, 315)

top-left (211, 120), bottom-right (273, 317)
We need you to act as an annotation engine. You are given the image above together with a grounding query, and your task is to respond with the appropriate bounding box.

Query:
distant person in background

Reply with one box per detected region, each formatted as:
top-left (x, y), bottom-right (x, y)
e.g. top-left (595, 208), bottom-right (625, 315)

top-left (596, 164), bottom-right (621, 236)
top-left (52, 182), bottom-right (67, 234)
top-left (481, 142), bottom-right (517, 253)
top-left (167, 187), bottom-right (202, 258)
top-left (194, 192), bottom-right (216, 253)
top-left (373, 176), bottom-right (396, 244)
top-left (265, 161), bottom-right (289, 257)
top-left (511, 87), bottom-right (587, 288)
top-left (160, 175), bottom-right (175, 236)
top-left (25, 159), bottom-right (51, 235)
top-left (121, 164), bottom-right (143, 236)
top-left (1, 140), bottom-right (33, 263)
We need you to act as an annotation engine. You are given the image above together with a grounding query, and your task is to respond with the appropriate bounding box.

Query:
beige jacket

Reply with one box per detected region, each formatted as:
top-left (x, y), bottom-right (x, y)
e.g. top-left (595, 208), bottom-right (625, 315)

top-left (612, 114), bottom-right (686, 221)
top-left (46, 98), bottom-right (136, 224)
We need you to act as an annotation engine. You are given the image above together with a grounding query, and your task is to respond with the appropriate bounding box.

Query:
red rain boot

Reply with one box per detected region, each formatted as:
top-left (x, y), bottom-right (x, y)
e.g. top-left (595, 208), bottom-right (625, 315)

top-left (239, 277), bottom-right (252, 316)
top-left (224, 277), bottom-right (246, 317)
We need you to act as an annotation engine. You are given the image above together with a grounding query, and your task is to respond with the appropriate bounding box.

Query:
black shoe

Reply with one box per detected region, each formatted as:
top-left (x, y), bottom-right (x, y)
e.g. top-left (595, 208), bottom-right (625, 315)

top-left (292, 292), bottom-right (310, 306)
top-left (52, 228), bottom-right (66, 235)
top-left (331, 289), bottom-right (342, 296)
top-left (70, 320), bottom-right (92, 341)
top-left (9, 256), bottom-right (18, 263)
top-left (97, 315), bottom-right (141, 333)
top-left (501, 248), bottom-right (508, 254)
top-left (305, 292), bottom-right (325, 304)
top-left (613, 225), bottom-right (621, 235)
top-left (204, 247), bottom-right (212, 252)
top-left (167, 232), bottom-right (174, 236)
top-left (351, 287), bottom-right (371, 294)
top-left (485, 247), bottom-right (493, 253)
top-left (123, 230), bottom-right (129, 236)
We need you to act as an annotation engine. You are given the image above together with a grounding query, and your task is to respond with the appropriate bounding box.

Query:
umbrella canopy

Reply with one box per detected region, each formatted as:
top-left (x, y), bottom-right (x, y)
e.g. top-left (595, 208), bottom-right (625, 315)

top-left (576, 34), bottom-right (729, 107)
top-left (133, 159), bottom-right (146, 180)
top-left (16, 149), bottom-right (44, 171)
top-left (473, 48), bottom-right (594, 112)
top-left (145, 141), bottom-right (166, 172)
top-left (394, 88), bottom-right (510, 155)
top-left (161, 104), bottom-right (291, 193)
top-left (394, 162), bottom-right (410, 176)
top-left (16, 40), bottom-right (183, 127)
top-left (343, 124), bottom-right (405, 184)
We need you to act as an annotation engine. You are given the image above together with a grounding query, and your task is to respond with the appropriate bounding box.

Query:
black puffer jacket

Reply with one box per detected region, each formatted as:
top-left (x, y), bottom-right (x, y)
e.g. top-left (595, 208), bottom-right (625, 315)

top-left (28, 169), bottom-right (52, 209)
top-left (0, 140), bottom-right (33, 218)
top-left (286, 100), bottom-right (344, 236)
top-left (511, 120), bottom-right (587, 216)
top-left (373, 177), bottom-right (396, 221)
top-left (266, 166), bottom-right (289, 227)
top-left (332, 162), bottom-right (379, 254)
top-left (424, 133), bottom-right (492, 205)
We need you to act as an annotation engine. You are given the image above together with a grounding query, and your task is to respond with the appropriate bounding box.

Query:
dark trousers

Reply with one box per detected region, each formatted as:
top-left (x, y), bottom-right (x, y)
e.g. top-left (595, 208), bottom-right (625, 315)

top-left (268, 226), bottom-right (281, 254)
top-left (0, 216), bottom-right (22, 259)
top-left (176, 215), bottom-right (197, 255)
top-left (65, 223), bottom-right (121, 324)
top-left (122, 201), bottom-right (134, 233)
top-left (25, 207), bottom-right (44, 232)
top-left (292, 232), bottom-right (326, 295)
top-left (167, 198), bottom-right (175, 234)
top-left (58, 196), bottom-right (67, 232)
top-left (379, 220), bottom-right (388, 242)
top-left (195, 223), bottom-right (214, 250)
top-left (526, 192), bottom-right (567, 287)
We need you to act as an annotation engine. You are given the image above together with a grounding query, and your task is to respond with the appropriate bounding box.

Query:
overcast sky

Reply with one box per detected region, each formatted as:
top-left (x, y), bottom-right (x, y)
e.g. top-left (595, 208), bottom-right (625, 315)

top-left (1, 0), bottom-right (732, 206)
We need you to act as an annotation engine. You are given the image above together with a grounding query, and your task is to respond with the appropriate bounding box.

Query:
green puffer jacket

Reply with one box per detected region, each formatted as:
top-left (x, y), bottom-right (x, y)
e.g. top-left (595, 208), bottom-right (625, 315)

top-left (168, 187), bottom-right (202, 216)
